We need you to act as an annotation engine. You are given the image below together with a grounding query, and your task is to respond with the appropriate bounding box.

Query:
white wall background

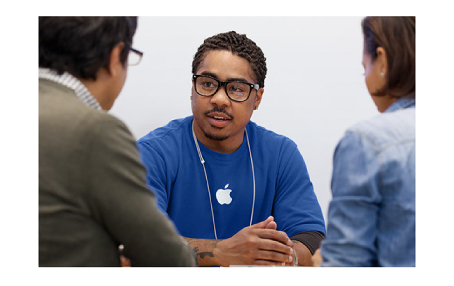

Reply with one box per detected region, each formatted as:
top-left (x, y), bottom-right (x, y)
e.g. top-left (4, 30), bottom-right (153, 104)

top-left (110, 16), bottom-right (378, 223)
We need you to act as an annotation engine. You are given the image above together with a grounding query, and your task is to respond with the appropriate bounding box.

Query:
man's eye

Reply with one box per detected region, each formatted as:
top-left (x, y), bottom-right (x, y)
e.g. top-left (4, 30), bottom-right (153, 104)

top-left (202, 82), bottom-right (215, 88)
top-left (230, 86), bottom-right (244, 92)
top-left (229, 83), bottom-right (247, 93)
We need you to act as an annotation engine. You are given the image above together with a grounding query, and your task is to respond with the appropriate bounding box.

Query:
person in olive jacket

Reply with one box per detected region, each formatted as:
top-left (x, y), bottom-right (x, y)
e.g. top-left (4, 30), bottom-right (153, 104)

top-left (39, 17), bottom-right (196, 267)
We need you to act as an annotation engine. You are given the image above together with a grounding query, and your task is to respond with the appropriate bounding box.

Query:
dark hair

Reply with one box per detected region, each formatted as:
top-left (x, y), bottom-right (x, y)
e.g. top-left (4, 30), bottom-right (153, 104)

top-left (362, 16), bottom-right (415, 98)
top-left (39, 17), bottom-right (138, 80)
top-left (192, 31), bottom-right (267, 88)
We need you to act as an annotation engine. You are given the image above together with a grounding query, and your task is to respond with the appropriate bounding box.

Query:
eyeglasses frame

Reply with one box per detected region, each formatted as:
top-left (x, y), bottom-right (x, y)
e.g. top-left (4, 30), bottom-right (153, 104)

top-left (192, 74), bottom-right (260, 102)
top-left (124, 42), bottom-right (143, 66)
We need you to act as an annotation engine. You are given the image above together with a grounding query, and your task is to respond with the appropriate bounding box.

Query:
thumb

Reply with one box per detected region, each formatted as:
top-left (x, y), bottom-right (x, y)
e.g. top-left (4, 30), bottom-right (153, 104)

top-left (250, 216), bottom-right (274, 229)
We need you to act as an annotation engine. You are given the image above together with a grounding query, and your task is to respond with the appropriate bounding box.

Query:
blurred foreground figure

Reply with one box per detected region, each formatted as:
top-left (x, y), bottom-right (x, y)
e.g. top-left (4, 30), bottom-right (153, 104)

top-left (315, 16), bottom-right (415, 267)
top-left (39, 17), bottom-right (196, 266)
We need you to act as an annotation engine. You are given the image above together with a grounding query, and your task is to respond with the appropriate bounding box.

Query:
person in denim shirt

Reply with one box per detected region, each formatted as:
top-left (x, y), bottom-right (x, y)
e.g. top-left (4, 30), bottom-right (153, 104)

top-left (313, 17), bottom-right (415, 267)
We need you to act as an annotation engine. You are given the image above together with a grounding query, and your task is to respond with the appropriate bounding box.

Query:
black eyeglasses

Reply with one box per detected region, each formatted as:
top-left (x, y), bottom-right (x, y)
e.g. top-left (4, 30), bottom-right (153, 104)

top-left (125, 42), bottom-right (143, 66)
top-left (193, 74), bottom-right (260, 102)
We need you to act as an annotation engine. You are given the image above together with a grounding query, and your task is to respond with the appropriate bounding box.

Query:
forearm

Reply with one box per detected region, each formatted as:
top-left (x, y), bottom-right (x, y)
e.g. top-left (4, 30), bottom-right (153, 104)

top-left (183, 218), bottom-right (296, 267)
top-left (293, 241), bottom-right (313, 266)
top-left (290, 231), bottom-right (325, 266)
top-left (184, 237), bottom-right (224, 267)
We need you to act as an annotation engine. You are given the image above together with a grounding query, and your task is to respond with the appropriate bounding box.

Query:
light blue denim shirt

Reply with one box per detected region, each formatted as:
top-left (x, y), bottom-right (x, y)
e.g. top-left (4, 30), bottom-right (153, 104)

top-left (321, 97), bottom-right (415, 267)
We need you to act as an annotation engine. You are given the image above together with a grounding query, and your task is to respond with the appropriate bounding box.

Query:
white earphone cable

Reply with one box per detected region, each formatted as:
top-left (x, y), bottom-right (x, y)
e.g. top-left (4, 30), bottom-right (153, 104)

top-left (246, 128), bottom-right (256, 226)
top-left (192, 123), bottom-right (255, 240)
top-left (192, 126), bottom-right (217, 239)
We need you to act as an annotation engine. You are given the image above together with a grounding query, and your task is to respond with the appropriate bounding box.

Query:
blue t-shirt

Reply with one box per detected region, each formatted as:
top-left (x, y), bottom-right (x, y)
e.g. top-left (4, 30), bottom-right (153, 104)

top-left (137, 116), bottom-right (325, 240)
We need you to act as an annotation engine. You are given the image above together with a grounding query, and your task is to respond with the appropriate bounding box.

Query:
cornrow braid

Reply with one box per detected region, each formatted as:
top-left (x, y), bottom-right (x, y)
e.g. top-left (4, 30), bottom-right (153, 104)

top-left (192, 31), bottom-right (267, 88)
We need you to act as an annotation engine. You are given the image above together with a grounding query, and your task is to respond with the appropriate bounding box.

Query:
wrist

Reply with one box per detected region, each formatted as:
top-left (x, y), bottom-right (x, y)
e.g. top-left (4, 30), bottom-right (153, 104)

top-left (291, 240), bottom-right (300, 266)
top-left (213, 239), bottom-right (228, 267)
top-left (292, 247), bottom-right (298, 266)
top-left (291, 239), bottom-right (314, 266)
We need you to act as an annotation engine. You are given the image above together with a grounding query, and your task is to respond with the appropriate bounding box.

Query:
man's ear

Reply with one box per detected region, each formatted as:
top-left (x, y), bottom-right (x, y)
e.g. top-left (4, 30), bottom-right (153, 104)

top-left (107, 42), bottom-right (125, 76)
top-left (254, 88), bottom-right (264, 109)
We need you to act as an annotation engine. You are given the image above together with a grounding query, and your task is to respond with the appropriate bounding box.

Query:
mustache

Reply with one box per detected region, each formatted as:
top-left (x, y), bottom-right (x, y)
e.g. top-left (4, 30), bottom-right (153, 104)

top-left (204, 107), bottom-right (234, 120)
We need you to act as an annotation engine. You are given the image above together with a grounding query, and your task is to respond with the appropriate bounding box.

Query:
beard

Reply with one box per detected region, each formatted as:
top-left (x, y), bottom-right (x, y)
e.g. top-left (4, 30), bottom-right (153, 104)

top-left (204, 128), bottom-right (230, 141)
top-left (201, 106), bottom-right (234, 141)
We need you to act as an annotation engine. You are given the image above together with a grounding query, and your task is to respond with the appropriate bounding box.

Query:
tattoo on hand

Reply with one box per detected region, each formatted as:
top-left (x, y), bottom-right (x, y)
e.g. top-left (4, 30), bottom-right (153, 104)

top-left (199, 252), bottom-right (214, 259)
top-left (186, 237), bottom-right (218, 261)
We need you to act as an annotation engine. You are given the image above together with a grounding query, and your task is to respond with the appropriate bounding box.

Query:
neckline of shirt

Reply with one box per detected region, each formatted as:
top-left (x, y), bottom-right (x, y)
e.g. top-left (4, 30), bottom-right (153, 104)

top-left (386, 97), bottom-right (415, 113)
top-left (39, 67), bottom-right (102, 111)
top-left (187, 117), bottom-right (249, 163)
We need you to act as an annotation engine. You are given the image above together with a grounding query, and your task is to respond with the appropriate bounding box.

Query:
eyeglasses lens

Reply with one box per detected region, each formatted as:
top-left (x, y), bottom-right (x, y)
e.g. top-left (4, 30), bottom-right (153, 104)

top-left (195, 76), bottom-right (250, 102)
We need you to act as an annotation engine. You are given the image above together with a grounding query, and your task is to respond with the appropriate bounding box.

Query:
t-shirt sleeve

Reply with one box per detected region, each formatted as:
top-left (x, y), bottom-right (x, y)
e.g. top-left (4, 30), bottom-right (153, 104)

top-left (291, 231), bottom-right (325, 255)
top-left (136, 140), bottom-right (170, 215)
top-left (273, 140), bottom-right (326, 237)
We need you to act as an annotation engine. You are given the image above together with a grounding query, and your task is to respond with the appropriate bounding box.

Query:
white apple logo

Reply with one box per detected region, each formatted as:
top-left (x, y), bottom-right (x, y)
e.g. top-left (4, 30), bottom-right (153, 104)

top-left (216, 184), bottom-right (232, 205)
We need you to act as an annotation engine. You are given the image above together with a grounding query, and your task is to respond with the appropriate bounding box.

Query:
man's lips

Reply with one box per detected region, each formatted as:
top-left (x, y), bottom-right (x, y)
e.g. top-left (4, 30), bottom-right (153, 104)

top-left (206, 112), bottom-right (232, 121)
top-left (205, 111), bottom-right (233, 128)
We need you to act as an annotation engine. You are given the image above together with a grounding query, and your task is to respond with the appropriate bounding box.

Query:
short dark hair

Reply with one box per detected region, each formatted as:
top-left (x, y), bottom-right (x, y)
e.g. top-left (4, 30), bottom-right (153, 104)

top-left (39, 17), bottom-right (138, 80)
top-left (192, 31), bottom-right (267, 88)
top-left (362, 16), bottom-right (415, 98)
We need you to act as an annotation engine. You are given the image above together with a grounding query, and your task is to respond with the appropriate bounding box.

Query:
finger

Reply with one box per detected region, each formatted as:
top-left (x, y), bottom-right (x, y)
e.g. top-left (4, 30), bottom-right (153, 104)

top-left (265, 220), bottom-right (277, 230)
top-left (257, 229), bottom-right (292, 247)
top-left (255, 236), bottom-right (294, 256)
top-left (120, 255), bottom-right (131, 267)
top-left (312, 249), bottom-right (323, 267)
top-left (250, 216), bottom-right (274, 229)
top-left (255, 249), bottom-right (293, 264)
top-left (254, 259), bottom-right (288, 266)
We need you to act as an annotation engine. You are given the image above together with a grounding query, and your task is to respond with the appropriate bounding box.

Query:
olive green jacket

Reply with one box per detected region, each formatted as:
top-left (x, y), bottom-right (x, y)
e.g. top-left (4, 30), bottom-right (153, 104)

top-left (39, 79), bottom-right (196, 266)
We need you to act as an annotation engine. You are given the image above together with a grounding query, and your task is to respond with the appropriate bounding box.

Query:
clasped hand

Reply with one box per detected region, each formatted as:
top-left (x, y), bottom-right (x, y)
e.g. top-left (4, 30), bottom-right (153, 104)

top-left (214, 216), bottom-right (295, 266)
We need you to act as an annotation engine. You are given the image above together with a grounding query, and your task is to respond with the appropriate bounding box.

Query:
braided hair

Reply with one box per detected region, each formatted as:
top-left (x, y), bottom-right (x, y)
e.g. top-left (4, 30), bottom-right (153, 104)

top-left (192, 31), bottom-right (267, 88)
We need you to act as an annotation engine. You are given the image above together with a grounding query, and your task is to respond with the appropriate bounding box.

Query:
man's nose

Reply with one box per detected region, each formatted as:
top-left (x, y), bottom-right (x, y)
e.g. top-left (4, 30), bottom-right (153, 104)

top-left (210, 85), bottom-right (230, 107)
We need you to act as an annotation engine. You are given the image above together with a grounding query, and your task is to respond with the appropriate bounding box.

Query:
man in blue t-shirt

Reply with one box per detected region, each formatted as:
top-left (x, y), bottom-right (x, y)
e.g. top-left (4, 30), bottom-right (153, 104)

top-left (137, 31), bottom-right (325, 266)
